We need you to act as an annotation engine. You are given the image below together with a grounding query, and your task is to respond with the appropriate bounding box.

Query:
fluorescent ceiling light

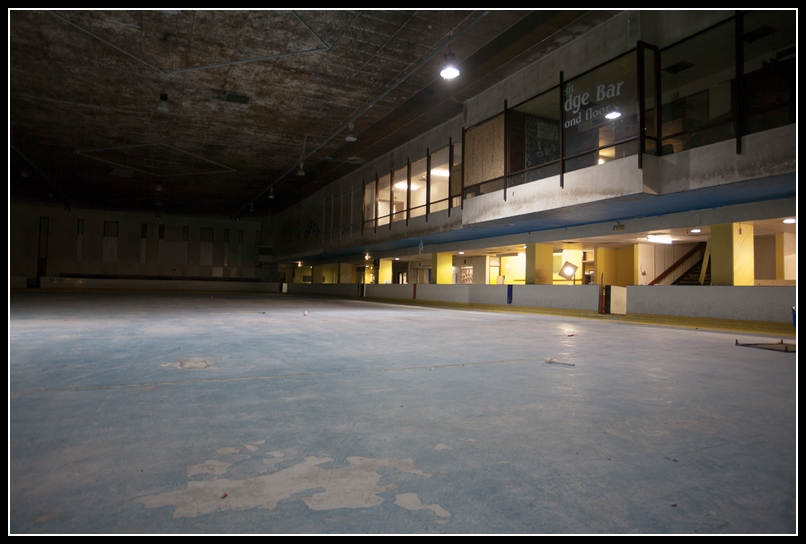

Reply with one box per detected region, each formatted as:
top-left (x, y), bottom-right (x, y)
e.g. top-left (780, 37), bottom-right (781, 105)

top-left (430, 168), bottom-right (450, 178)
top-left (648, 235), bottom-right (673, 244)
top-left (783, 218), bottom-right (796, 224)
top-left (605, 111), bottom-right (621, 120)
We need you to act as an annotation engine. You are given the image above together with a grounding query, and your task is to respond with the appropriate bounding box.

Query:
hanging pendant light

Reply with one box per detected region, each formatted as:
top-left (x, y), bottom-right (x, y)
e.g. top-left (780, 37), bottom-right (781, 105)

top-left (440, 51), bottom-right (459, 80)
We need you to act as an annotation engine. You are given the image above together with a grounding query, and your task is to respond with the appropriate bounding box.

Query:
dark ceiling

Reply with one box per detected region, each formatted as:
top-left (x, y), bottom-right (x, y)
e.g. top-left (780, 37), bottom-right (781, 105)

top-left (10, 10), bottom-right (622, 218)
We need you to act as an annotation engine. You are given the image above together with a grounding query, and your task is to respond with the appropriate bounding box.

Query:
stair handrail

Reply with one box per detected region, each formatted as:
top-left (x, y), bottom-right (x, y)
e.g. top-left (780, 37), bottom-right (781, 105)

top-left (649, 242), bottom-right (706, 286)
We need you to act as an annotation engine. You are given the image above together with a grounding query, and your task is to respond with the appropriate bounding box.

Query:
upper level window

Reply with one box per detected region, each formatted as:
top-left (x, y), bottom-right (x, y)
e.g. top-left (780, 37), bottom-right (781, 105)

top-left (563, 50), bottom-right (640, 172)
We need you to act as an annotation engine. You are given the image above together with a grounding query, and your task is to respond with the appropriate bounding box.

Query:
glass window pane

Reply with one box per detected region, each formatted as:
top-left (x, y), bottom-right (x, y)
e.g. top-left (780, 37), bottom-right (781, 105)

top-left (410, 157), bottom-right (427, 216)
top-left (742, 11), bottom-right (795, 135)
top-left (660, 21), bottom-right (735, 153)
top-left (644, 47), bottom-right (658, 152)
top-left (430, 147), bottom-right (450, 208)
top-left (392, 166), bottom-right (407, 222)
top-left (377, 174), bottom-right (390, 226)
top-left (509, 86), bottom-right (560, 174)
top-left (564, 51), bottom-right (639, 157)
top-left (451, 141), bottom-right (462, 206)
top-left (363, 180), bottom-right (375, 226)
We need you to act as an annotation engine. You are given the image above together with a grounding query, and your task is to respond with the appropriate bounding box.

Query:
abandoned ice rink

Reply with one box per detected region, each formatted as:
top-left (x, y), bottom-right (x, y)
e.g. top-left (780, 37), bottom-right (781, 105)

top-left (9, 292), bottom-right (796, 534)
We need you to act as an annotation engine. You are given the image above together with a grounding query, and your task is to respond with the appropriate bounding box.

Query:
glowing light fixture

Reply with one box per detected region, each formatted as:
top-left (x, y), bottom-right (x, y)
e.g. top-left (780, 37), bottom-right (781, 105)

top-left (783, 218), bottom-right (796, 224)
top-left (558, 261), bottom-right (579, 284)
top-left (605, 110), bottom-right (621, 120)
top-left (690, 228), bottom-right (701, 234)
top-left (648, 235), bottom-right (673, 244)
top-left (440, 51), bottom-right (459, 80)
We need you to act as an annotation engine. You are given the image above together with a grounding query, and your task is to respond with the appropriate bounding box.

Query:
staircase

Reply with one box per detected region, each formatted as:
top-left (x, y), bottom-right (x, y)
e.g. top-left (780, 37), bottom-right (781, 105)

top-left (674, 258), bottom-right (711, 285)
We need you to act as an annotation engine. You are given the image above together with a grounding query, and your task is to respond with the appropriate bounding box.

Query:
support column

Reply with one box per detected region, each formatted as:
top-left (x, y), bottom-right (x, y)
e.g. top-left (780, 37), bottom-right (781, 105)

top-left (711, 223), bottom-right (754, 286)
top-left (312, 265), bottom-right (324, 284)
top-left (338, 263), bottom-right (355, 284)
top-left (525, 243), bottom-right (554, 284)
top-left (776, 232), bottom-right (795, 280)
top-left (378, 258), bottom-right (393, 285)
top-left (432, 252), bottom-right (453, 284)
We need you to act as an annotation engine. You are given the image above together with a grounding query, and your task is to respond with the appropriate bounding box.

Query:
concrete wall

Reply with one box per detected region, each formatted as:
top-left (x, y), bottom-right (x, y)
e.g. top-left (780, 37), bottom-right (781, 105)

top-left (627, 285), bottom-right (795, 323)
top-left (511, 285), bottom-right (601, 312)
top-left (365, 283), bottom-right (600, 312)
top-left (463, 155), bottom-right (647, 226)
top-left (286, 283), bottom-right (362, 297)
top-left (651, 125), bottom-right (796, 195)
top-left (11, 201), bottom-right (263, 281)
top-left (39, 277), bottom-right (279, 293)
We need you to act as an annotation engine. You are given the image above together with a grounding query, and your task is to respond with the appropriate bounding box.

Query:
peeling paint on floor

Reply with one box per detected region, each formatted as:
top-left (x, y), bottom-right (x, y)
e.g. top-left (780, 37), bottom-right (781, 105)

top-left (394, 492), bottom-right (451, 518)
top-left (137, 454), bottom-right (436, 518)
top-left (187, 460), bottom-right (231, 477)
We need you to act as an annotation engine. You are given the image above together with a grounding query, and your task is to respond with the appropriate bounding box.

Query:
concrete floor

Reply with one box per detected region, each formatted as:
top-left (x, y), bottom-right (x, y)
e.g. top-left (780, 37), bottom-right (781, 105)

top-left (9, 291), bottom-right (797, 534)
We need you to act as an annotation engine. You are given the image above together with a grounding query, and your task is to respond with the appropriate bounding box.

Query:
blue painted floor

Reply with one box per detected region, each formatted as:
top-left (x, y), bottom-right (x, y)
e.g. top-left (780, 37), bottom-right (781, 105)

top-left (9, 291), bottom-right (797, 534)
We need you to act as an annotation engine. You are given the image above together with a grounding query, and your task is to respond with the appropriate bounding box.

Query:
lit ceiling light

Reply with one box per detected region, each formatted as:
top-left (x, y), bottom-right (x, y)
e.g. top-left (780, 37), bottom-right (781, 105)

top-left (268, 187), bottom-right (275, 199)
top-left (458, 251), bottom-right (464, 255)
top-left (365, 253), bottom-right (370, 261)
top-left (297, 162), bottom-right (305, 177)
top-left (395, 257), bottom-right (400, 261)
top-left (783, 218), bottom-right (796, 224)
top-left (598, 158), bottom-right (605, 165)
top-left (647, 235), bottom-right (673, 244)
top-left (298, 262), bottom-right (302, 267)
top-left (440, 52), bottom-right (459, 79)
top-left (345, 123), bottom-right (357, 142)
top-left (430, 168), bottom-right (450, 177)
top-left (690, 228), bottom-right (701, 234)
top-left (605, 110), bottom-right (621, 120)
top-left (394, 181), bottom-right (409, 190)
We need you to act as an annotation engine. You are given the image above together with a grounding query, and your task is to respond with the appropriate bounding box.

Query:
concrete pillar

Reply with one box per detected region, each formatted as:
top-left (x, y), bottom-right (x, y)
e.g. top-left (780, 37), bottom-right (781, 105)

top-left (711, 223), bottom-right (755, 286)
top-left (338, 263), bottom-right (355, 284)
top-left (525, 243), bottom-right (554, 284)
top-left (432, 252), bottom-right (453, 284)
top-left (776, 232), bottom-right (795, 280)
top-left (361, 265), bottom-right (374, 284)
top-left (378, 258), bottom-right (393, 284)
top-left (312, 265), bottom-right (324, 284)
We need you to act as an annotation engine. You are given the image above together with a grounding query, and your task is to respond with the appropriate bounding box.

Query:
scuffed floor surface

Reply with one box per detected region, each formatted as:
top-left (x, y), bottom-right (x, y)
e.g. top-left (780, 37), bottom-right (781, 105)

top-left (9, 292), bottom-right (796, 534)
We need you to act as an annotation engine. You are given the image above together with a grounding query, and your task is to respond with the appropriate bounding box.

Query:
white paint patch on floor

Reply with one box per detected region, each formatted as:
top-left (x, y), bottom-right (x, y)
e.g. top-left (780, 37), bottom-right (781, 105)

top-left (435, 443), bottom-right (452, 451)
top-left (266, 450), bottom-right (284, 457)
top-left (244, 444), bottom-right (258, 452)
top-left (252, 440), bottom-right (266, 445)
top-left (217, 447), bottom-right (239, 455)
top-left (137, 455), bottom-right (434, 518)
top-left (187, 460), bottom-right (231, 476)
top-left (394, 492), bottom-right (451, 518)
